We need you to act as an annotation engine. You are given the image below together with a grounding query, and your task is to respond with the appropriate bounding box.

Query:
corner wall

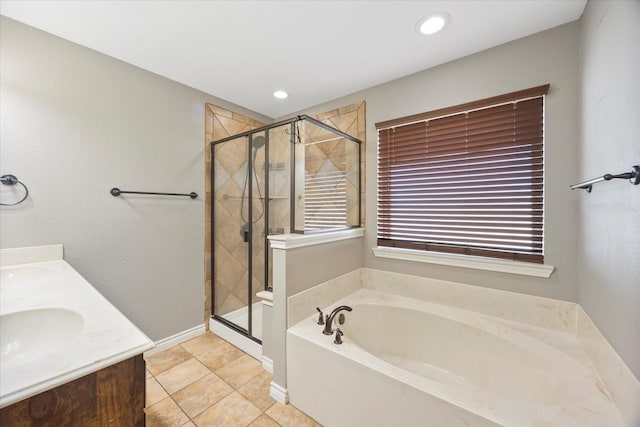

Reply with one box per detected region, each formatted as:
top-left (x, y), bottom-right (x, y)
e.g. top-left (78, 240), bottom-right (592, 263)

top-left (578, 0), bottom-right (640, 379)
top-left (290, 22), bottom-right (581, 302)
top-left (0, 17), bottom-right (270, 341)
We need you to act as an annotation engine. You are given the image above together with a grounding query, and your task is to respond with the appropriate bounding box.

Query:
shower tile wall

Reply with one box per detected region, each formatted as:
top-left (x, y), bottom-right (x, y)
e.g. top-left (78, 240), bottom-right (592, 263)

top-left (203, 102), bottom-right (366, 325)
top-left (205, 105), bottom-right (265, 322)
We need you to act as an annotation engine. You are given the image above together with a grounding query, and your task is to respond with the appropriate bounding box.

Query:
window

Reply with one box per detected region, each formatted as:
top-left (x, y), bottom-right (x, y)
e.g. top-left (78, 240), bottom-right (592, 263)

top-left (376, 85), bottom-right (549, 264)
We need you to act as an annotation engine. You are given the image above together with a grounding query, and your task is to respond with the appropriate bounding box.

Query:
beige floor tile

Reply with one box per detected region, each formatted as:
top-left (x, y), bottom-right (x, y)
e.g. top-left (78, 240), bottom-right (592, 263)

top-left (181, 332), bottom-right (226, 357)
top-left (215, 354), bottom-right (264, 389)
top-left (182, 423), bottom-right (195, 427)
top-left (145, 396), bottom-right (190, 427)
top-left (197, 340), bottom-right (246, 371)
top-left (236, 371), bottom-right (275, 411)
top-left (146, 376), bottom-right (169, 407)
top-left (146, 369), bottom-right (153, 379)
top-left (248, 413), bottom-right (280, 427)
top-left (193, 391), bottom-right (261, 427)
top-left (266, 402), bottom-right (321, 427)
top-left (146, 345), bottom-right (194, 376)
top-left (156, 358), bottom-right (211, 395)
top-left (172, 373), bottom-right (234, 418)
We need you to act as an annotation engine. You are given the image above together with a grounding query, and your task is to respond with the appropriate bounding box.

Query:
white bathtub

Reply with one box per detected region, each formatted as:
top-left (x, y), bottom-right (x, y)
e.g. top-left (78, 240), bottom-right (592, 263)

top-left (0, 246), bottom-right (154, 408)
top-left (287, 288), bottom-right (625, 426)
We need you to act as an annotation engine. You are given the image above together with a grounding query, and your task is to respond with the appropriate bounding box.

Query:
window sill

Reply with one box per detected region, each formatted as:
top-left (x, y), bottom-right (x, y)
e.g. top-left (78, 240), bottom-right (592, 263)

top-left (372, 246), bottom-right (554, 278)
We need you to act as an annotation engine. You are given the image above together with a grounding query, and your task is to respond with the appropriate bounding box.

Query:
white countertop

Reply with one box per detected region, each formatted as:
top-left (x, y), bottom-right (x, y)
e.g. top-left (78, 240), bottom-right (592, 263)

top-left (0, 245), bottom-right (154, 408)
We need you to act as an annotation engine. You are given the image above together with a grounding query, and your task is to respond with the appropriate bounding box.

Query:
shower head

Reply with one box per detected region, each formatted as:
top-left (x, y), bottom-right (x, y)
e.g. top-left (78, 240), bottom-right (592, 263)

top-left (252, 136), bottom-right (266, 150)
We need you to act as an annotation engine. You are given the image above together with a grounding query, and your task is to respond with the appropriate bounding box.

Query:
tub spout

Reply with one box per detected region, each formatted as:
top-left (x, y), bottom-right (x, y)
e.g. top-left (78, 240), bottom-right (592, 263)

top-left (322, 305), bottom-right (352, 335)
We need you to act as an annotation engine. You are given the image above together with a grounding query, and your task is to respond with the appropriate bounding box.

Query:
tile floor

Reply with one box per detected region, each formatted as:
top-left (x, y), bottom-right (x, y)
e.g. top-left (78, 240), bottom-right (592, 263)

top-left (144, 332), bottom-right (321, 427)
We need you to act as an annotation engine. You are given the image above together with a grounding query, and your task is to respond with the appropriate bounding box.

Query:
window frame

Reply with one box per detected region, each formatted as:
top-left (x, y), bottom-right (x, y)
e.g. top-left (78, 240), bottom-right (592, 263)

top-left (375, 84), bottom-right (550, 264)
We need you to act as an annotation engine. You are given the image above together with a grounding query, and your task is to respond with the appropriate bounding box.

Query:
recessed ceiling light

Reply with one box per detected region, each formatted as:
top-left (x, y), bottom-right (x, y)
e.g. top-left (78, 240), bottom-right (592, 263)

top-left (273, 90), bottom-right (288, 99)
top-left (417, 12), bottom-right (450, 35)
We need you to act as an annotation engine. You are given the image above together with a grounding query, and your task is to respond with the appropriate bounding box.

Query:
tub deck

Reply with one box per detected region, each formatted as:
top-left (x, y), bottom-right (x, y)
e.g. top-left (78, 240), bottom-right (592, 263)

top-left (287, 288), bottom-right (625, 427)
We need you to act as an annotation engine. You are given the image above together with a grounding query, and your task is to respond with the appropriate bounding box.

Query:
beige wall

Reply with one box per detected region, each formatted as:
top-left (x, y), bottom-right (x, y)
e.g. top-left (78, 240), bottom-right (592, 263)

top-left (0, 17), bottom-right (269, 341)
top-left (285, 238), bottom-right (364, 297)
top-left (290, 22), bottom-right (581, 302)
top-left (578, 0), bottom-right (640, 378)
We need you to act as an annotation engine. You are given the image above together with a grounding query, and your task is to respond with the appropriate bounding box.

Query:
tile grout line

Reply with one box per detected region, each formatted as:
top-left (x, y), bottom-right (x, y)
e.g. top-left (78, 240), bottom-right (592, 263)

top-left (146, 342), bottom-right (281, 427)
top-left (145, 333), bottom-right (322, 426)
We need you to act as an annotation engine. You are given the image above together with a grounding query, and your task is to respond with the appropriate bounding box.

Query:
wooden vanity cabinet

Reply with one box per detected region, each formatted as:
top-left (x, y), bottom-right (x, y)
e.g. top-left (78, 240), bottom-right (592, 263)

top-left (0, 354), bottom-right (145, 426)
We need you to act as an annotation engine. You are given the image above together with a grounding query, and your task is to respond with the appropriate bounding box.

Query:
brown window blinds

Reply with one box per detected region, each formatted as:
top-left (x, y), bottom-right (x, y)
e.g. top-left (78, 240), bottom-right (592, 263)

top-left (376, 84), bottom-right (549, 264)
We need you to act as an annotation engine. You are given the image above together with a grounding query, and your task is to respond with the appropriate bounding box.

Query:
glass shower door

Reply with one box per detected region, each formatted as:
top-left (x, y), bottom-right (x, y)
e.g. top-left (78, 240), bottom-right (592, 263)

top-left (212, 131), bottom-right (270, 341)
top-left (212, 134), bottom-right (252, 336)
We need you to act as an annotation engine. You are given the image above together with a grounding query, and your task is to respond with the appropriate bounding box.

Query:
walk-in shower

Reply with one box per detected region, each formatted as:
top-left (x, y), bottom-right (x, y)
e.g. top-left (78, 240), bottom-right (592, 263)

top-left (210, 115), bottom-right (361, 343)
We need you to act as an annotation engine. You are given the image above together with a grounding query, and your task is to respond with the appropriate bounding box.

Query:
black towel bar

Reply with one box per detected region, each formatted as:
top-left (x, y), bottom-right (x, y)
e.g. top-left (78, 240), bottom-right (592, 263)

top-left (570, 165), bottom-right (639, 193)
top-left (110, 188), bottom-right (197, 199)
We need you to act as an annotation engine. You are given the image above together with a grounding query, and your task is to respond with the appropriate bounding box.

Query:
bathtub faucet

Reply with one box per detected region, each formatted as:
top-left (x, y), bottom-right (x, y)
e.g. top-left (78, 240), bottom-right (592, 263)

top-left (322, 305), bottom-right (352, 335)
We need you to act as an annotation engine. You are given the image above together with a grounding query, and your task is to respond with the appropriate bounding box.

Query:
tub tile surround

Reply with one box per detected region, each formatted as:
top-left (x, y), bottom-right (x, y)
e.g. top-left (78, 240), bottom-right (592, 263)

top-left (363, 268), bottom-right (578, 333)
top-left (289, 267), bottom-right (578, 334)
top-left (0, 245), bottom-right (155, 409)
top-left (287, 268), bottom-right (362, 328)
top-left (287, 268), bottom-right (639, 426)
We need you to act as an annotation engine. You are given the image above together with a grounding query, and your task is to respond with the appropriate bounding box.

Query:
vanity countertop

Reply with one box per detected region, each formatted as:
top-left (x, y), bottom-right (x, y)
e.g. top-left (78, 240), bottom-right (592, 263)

top-left (0, 245), bottom-right (154, 408)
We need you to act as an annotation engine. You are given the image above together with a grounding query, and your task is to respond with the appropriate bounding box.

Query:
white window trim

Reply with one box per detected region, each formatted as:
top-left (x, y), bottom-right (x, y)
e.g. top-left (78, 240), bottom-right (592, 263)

top-left (372, 246), bottom-right (554, 278)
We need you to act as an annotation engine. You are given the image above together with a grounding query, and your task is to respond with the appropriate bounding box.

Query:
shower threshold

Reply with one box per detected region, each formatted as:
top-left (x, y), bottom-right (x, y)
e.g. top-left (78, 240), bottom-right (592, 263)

top-left (210, 302), bottom-right (263, 361)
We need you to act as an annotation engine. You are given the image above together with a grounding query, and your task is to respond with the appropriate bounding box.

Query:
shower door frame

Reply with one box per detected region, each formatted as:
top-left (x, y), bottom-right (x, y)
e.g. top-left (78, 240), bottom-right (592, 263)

top-left (210, 132), bottom-right (270, 344)
top-left (210, 114), bottom-right (361, 343)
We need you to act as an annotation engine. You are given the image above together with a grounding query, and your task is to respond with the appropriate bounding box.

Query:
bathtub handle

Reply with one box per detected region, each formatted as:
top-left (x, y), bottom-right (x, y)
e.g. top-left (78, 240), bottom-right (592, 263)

top-left (334, 328), bottom-right (344, 345)
top-left (316, 307), bottom-right (325, 325)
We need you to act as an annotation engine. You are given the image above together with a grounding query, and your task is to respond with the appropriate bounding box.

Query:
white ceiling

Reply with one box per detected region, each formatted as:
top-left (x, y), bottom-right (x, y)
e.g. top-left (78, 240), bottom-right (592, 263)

top-left (0, 0), bottom-right (586, 119)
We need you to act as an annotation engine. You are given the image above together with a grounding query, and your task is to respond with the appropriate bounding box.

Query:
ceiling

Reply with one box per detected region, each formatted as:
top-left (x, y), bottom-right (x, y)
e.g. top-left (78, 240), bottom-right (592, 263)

top-left (0, 0), bottom-right (586, 119)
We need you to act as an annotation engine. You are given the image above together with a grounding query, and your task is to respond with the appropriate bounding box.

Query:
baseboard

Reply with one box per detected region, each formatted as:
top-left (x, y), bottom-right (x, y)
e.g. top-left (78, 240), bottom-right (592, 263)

top-left (209, 317), bottom-right (262, 361)
top-left (144, 323), bottom-right (206, 356)
top-left (270, 381), bottom-right (289, 404)
top-left (262, 356), bottom-right (273, 373)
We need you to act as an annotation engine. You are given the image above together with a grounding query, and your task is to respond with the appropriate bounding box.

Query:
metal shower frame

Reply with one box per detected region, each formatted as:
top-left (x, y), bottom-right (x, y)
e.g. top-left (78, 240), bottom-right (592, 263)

top-left (209, 114), bottom-right (361, 342)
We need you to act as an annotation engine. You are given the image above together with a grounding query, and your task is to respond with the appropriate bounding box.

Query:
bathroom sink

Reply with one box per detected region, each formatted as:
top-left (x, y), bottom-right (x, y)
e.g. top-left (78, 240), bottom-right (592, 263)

top-left (0, 308), bottom-right (84, 370)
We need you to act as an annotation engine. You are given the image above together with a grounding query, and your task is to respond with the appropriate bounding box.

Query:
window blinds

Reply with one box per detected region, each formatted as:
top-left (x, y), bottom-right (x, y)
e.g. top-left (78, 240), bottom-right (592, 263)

top-left (304, 169), bottom-right (347, 230)
top-left (376, 85), bottom-right (549, 263)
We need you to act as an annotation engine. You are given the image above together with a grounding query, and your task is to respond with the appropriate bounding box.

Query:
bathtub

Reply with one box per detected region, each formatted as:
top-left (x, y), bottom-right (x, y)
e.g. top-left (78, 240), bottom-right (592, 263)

top-left (287, 288), bottom-right (625, 426)
top-left (0, 245), bottom-right (154, 408)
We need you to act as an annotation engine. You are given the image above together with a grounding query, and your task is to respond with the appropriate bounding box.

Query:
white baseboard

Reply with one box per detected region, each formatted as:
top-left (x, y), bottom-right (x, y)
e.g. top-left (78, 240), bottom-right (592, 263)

top-left (270, 381), bottom-right (289, 404)
top-left (144, 323), bottom-right (206, 356)
top-left (262, 356), bottom-right (273, 373)
top-left (209, 317), bottom-right (262, 361)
